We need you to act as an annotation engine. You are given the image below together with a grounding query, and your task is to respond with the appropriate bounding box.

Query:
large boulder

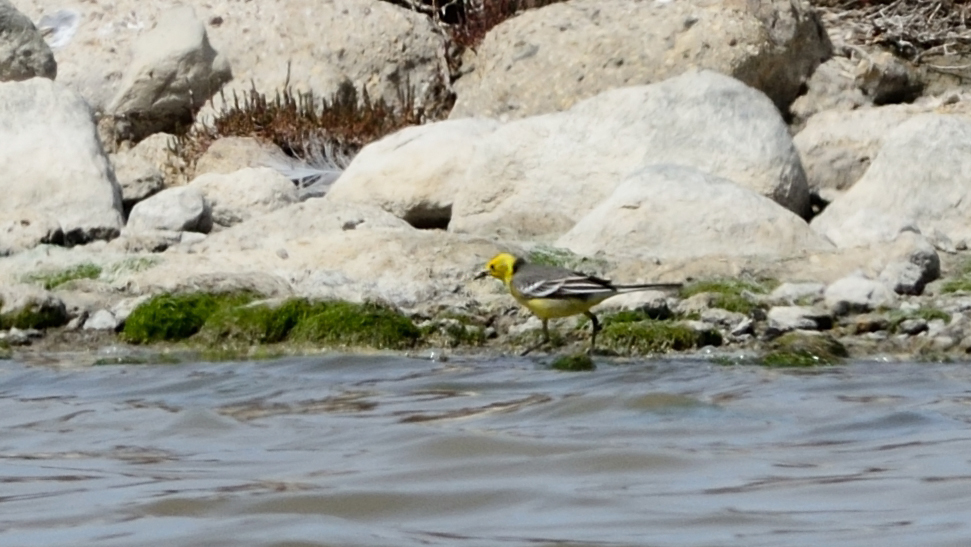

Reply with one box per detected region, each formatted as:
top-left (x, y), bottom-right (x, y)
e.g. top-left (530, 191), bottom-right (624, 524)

top-left (793, 104), bottom-right (923, 202)
top-left (123, 200), bottom-right (505, 313)
top-left (556, 165), bottom-right (832, 260)
top-left (0, 78), bottom-right (123, 253)
top-left (0, 0), bottom-right (56, 81)
top-left (189, 168), bottom-right (299, 228)
top-left (326, 118), bottom-right (501, 229)
top-left (450, 70), bottom-right (811, 240)
top-left (190, 199), bottom-right (413, 253)
top-left (108, 6), bottom-right (232, 141)
top-left (126, 186), bottom-right (212, 234)
top-left (811, 114), bottom-right (971, 248)
top-left (24, 0), bottom-right (451, 117)
top-left (450, 0), bottom-right (830, 119)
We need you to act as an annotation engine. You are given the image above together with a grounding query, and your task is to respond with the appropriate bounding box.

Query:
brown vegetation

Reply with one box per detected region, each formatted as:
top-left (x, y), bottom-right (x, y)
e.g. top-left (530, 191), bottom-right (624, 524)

top-left (811, 0), bottom-right (971, 61)
top-left (171, 77), bottom-right (422, 171)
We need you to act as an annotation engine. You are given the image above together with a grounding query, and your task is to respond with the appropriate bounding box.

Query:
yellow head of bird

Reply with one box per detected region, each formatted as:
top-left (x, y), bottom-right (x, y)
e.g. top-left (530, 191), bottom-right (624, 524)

top-left (475, 252), bottom-right (520, 283)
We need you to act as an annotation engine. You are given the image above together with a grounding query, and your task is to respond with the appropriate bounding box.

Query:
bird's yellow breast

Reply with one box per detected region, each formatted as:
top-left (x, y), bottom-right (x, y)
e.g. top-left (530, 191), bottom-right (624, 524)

top-left (508, 283), bottom-right (609, 319)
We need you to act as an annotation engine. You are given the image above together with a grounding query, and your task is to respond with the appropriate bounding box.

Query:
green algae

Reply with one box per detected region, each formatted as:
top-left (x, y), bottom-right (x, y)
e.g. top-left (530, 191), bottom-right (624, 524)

top-left (23, 263), bottom-right (102, 290)
top-left (761, 332), bottom-right (848, 367)
top-left (0, 300), bottom-right (68, 330)
top-left (289, 301), bottom-right (420, 350)
top-left (550, 353), bottom-right (596, 371)
top-left (123, 292), bottom-right (421, 351)
top-left (122, 293), bottom-right (255, 344)
top-left (599, 320), bottom-right (722, 355)
top-left (888, 306), bottom-right (951, 333)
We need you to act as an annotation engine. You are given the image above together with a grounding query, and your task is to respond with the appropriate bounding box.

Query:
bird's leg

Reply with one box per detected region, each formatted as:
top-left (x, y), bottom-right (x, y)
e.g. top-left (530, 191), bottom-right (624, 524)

top-left (521, 319), bottom-right (550, 356)
top-left (585, 311), bottom-right (601, 355)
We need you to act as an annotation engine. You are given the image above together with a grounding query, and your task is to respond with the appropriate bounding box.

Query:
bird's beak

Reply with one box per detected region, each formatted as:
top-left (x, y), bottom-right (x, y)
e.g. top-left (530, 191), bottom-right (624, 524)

top-left (474, 270), bottom-right (489, 280)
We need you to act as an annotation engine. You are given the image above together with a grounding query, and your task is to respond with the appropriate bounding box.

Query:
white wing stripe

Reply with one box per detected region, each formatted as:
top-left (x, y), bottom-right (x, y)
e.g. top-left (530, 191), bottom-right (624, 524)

top-left (519, 276), bottom-right (616, 299)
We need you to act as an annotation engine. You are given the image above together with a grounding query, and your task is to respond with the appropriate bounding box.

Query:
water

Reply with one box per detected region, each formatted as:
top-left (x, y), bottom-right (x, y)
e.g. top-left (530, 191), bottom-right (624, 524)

top-left (1, 354), bottom-right (970, 547)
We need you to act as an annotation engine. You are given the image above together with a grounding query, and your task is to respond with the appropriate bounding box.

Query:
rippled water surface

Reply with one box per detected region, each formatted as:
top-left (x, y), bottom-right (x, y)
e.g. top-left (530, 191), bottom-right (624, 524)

top-left (2, 354), bottom-right (971, 546)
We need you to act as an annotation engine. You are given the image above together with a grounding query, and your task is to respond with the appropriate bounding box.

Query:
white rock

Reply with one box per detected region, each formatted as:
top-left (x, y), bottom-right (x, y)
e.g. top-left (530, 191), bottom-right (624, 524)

top-left (189, 168), bottom-right (299, 228)
top-left (824, 275), bottom-right (897, 316)
top-left (83, 309), bottom-right (118, 331)
top-left (194, 137), bottom-right (293, 177)
top-left (450, 71), bottom-right (811, 240)
top-left (111, 295), bottom-right (152, 324)
top-left (794, 105), bottom-right (918, 200)
top-left (40, 0), bottom-right (451, 117)
top-left (769, 282), bottom-right (827, 305)
top-left (556, 165), bottom-right (831, 260)
top-left (0, 78), bottom-right (123, 252)
top-left (877, 232), bottom-right (940, 295)
top-left (108, 6), bottom-right (232, 140)
top-left (450, 0), bottom-right (829, 119)
top-left (0, 0), bottom-right (56, 81)
top-left (789, 56), bottom-right (868, 127)
top-left (327, 118), bottom-right (501, 229)
top-left (811, 114), bottom-right (971, 248)
top-left (110, 150), bottom-right (165, 212)
top-left (766, 306), bottom-right (833, 334)
top-left (700, 308), bottom-right (747, 329)
top-left (126, 187), bottom-right (212, 234)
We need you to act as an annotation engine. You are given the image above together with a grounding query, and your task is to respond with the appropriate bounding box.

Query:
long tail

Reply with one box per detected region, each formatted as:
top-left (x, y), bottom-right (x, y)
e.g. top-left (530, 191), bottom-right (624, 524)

top-left (613, 282), bottom-right (682, 293)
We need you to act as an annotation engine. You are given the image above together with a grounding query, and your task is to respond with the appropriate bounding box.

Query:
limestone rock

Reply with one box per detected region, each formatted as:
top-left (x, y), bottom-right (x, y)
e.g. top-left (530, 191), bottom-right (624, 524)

top-left (0, 213), bottom-right (63, 256)
top-left (194, 137), bottom-right (293, 177)
top-left (188, 199), bottom-right (412, 253)
top-left (789, 56), bottom-right (867, 127)
top-left (126, 133), bottom-right (188, 187)
top-left (107, 229), bottom-right (184, 254)
top-left (811, 115), bottom-right (971, 248)
top-left (0, 0), bottom-right (56, 81)
top-left (450, 71), bottom-right (811, 240)
top-left (700, 308), bottom-right (748, 330)
top-left (126, 186), bottom-right (212, 234)
top-left (33, 0), bottom-right (451, 117)
top-left (851, 312), bottom-right (890, 334)
top-left (556, 165), bottom-right (831, 261)
top-left (855, 50), bottom-right (923, 105)
top-left (127, 227), bottom-right (505, 314)
top-left (824, 274), bottom-right (897, 316)
top-left (897, 318), bottom-right (928, 335)
top-left (327, 118), bottom-right (501, 229)
top-left (110, 150), bottom-right (165, 214)
top-left (793, 105), bottom-right (918, 201)
top-left (0, 78), bottom-right (123, 252)
top-left (108, 6), bottom-right (232, 141)
top-left (877, 232), bottom-right (940, 296)
top-left (766, 306), bottom-right (833, 335)
top-left (450, 0), bottom-right (830, 119)
top-left (189, 168), bottom-right (299, 228)
top-left (769, 282), bottom-right (826, 305)
top-left (83, 309), bottom-right (118, 331)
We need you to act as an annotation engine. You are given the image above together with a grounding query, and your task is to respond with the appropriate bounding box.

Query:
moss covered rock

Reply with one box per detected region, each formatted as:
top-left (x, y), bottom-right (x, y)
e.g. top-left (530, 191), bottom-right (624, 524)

top-left (599, 319), bottom-right (721, 355)
top-left (0, 286), bottom-right (69, 330)
top-left (122, 292), bottom-right (254, 344)
top-left (289, 301), bottom-right (420, 350)
top-left (550, 353), bottom-right (596, 371)
top-left (762, 332), bottom-right (848, 367)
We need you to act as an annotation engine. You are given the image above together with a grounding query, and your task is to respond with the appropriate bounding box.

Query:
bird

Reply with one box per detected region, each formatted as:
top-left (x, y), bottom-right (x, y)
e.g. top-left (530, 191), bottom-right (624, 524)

top-left (475, 252), bottom-right (682, 355)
